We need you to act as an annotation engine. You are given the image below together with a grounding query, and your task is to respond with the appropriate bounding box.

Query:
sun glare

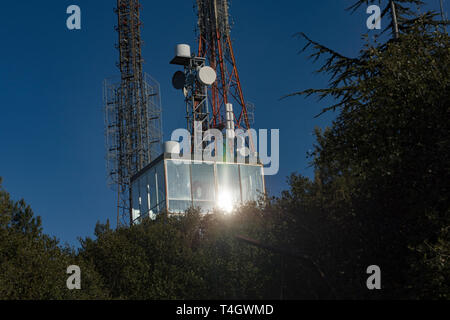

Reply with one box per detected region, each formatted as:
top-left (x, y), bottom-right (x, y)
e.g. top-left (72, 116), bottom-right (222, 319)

top-left (217, 190), bottom-right (234, 213)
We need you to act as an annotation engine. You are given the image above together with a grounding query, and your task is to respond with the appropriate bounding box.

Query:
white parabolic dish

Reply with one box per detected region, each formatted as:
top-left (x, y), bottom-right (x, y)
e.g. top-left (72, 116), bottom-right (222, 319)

top-left (197, 66), bottom-right (217, 86)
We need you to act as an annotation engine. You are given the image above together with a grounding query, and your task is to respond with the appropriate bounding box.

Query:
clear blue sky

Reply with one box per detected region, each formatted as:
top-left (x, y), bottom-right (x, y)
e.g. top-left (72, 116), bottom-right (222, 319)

top-left (0, 1), bottom-right (447, 246)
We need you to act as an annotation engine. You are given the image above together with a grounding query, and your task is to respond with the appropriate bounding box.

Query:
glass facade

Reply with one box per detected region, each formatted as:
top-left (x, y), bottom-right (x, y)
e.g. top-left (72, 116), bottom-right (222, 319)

top-left (216, 163), bottom-right (241, 212)
top-left (166, 160), bottom-right (192, 214)
top-left (131, 157), bottom-right (264, 223)
top-left (131, 179), bottom-right (141, 222)
top-left (240, 164), bottom-right (264, 203)
top-left (155, 161), bottom-right (166, 214)
top-left (191, 162), bottom-right (216, 212)
top-left (148, 167), bottom-right (157, 218)
top-left (131, 157), bottom-right (167, 224)
top-left (140, 171), bottom-right (149, 218)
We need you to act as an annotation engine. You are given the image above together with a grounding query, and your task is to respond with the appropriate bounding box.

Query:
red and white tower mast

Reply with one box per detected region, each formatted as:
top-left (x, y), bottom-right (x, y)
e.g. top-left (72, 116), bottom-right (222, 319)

top-left (196, 0), bottom-right (254, 138)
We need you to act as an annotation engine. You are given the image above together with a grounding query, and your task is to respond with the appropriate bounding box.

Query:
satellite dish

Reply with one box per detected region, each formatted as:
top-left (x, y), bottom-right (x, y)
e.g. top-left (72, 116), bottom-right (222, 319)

top-left (172, 71), bottom-right (186, 90)
top-left (197, 66), bottom-right (217, 86)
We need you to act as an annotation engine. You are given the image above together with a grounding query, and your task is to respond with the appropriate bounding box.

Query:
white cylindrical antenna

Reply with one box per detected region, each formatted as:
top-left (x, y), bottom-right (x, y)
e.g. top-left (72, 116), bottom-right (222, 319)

top-left (170, 44), bottom-right (192, 65)
top-left (176, 44), bottom-right (191, 58)
top-left (226, 103), bottom-right (235, 131)
top-left (226, 103), bottom-right (235, 140)
top-left (164, 141), bottom-right (181, 155)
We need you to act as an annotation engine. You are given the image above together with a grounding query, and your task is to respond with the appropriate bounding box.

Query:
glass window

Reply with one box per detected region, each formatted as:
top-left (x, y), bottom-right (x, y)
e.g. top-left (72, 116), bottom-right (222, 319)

top-left (139, 171), bottom-right (149, 218)
top-left (166, 160), bottom-right (192, 213)
top-left (240, 165), bottom-right (264, 203)
top-left (216, 163), bottom-right (241, 211)
top-left (191, 162), bottom-right (216, 202)
top-left (147, 168), bottom-right (157, 212)
top-left (169, 200), bottom-right (192, 214)
top-left (166, 160), bottom-right (192, 200)
top-left (155, 161), bottom-right (166, 212)
top-left (131, 179), bottom-right (141, 222)
top-left (193, 201), bottom-right (215, 213)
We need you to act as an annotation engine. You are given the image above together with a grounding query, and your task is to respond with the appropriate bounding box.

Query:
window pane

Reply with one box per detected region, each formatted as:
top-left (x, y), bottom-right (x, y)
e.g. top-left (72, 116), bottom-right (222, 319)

top-left (191, 162), bottom-right (216, 202)
top-left (131, 179), bottom-right (140, 222)
top-left (168, 200), bottom-right (192, 214)
top-left (166, 160), bottom-right (192, 201)
top-left (240, 165), bottom-right (264, 203)
top-left (147, 167), bottom-right (157, 212)
top-left (140, 171), bottom-right (149, 218)
top-left (216, 163), bottom-right (241, 208)
top-left (155, 161), bottom-right (166, 212)
top-left (193, 201), bottom-right (215, 213)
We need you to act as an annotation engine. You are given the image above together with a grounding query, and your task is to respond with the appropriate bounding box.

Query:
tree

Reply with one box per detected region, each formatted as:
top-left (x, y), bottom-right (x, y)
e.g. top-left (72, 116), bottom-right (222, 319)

top-left (78, 208), bottom-right (280, 300)
top-left (347, 0), bottom-right (433, 38)
top-left (286, 4), bottom-right (449, 298)
top-left (0, 177), bottom-right (107, 300)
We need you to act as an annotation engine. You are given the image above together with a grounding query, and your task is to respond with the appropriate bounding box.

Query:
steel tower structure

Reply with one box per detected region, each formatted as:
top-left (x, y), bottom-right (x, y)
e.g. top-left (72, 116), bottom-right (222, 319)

top-left (104, 0), bottom-right (162, 226)
top-left (196, 0), bottom-right (255, 137)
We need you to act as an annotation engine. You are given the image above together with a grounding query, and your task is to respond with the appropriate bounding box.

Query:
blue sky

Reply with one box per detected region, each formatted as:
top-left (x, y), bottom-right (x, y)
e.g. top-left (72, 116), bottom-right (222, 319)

top-left (0, 1), bottom-right (447, 246)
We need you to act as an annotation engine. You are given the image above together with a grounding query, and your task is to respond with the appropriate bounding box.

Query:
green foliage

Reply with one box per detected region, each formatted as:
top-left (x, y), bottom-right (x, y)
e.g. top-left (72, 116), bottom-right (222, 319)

top-left (286, 11), bottom-right (449, 298)
top-left (0, 178), bottom-right (107, 300)
top-left (79, 209), bottom-right (280, 300)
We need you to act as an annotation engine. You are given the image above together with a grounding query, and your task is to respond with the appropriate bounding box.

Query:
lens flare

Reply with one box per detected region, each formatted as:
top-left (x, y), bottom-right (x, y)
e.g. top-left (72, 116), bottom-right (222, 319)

top-left (217, 190), bottom-right (234, 213)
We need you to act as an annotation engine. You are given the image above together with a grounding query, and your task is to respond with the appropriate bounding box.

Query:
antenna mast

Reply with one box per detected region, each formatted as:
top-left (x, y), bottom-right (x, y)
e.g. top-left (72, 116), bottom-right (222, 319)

top-left (196, 0), bottom-right (255, 141)
top-left (104, 0), bottom-right (163, 227)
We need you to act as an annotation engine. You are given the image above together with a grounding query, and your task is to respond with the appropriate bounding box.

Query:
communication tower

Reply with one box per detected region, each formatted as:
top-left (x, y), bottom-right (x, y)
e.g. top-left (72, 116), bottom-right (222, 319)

top-left (196, 0), bottom-right (255, 138)
top-left (104, 0), bottom-right (163, 226)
